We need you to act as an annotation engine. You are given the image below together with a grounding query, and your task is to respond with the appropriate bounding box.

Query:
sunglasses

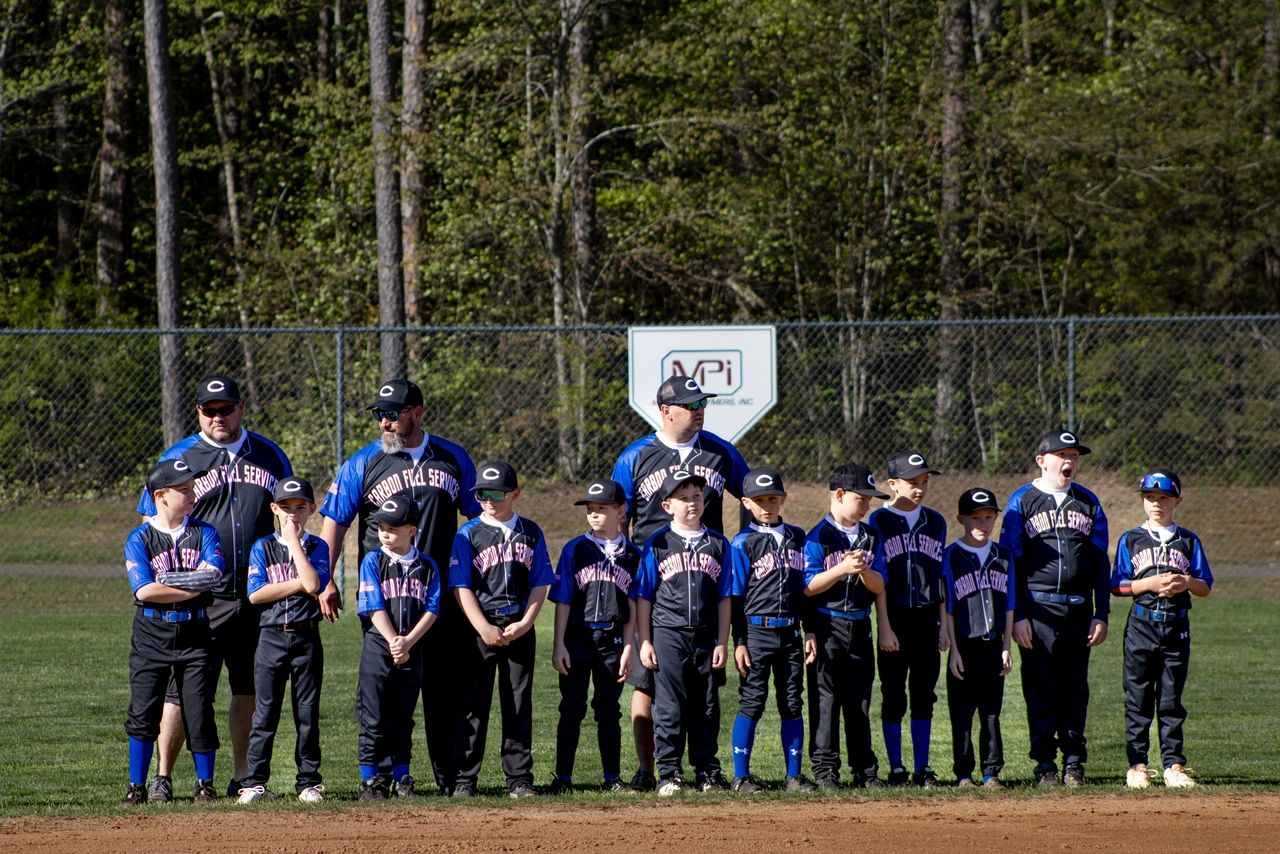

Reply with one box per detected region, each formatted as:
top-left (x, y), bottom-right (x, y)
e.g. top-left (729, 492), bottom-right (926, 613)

top-left (475, 489), bottom-right (508, 502)
top-left (671, 400), bottom-right (708, 411)
top-left (198, 403), bottom-right (237, 418)
top-left (1139, 475), bottom-right (1178, 495)
top-left (372, 408), bottom-right (405, 422)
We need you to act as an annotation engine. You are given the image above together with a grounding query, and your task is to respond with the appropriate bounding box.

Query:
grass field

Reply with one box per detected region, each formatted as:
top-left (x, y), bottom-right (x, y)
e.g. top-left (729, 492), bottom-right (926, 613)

top-left (2, 561), bottom-right (1278, 817)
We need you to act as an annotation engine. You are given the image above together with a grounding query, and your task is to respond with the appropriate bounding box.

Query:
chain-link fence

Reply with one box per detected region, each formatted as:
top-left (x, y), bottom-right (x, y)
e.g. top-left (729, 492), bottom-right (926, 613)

top-left (2, 316), bottom-right (1279, 566)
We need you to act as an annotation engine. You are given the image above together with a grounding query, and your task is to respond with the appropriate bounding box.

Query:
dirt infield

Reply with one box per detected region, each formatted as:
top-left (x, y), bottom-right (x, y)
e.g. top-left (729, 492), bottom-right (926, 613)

top-left (5, 794), bottom-right (1279, 852)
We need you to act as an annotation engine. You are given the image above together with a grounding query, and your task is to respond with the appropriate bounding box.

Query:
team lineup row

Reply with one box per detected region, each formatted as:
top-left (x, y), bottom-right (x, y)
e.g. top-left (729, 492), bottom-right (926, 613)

top-left (118, 373), bottom-right (1212, 804)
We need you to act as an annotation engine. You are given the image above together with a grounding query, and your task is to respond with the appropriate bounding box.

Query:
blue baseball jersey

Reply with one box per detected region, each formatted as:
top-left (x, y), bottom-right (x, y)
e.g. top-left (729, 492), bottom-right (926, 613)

top-left (1111, 524), bottom-right (1213, 613)
top-left (729, 522), bottom-right (808, 619)
top-left (550, 533), bottom-right (640, 626)
top-left (356, 547), bottom-right (441, 636)
top-left (611, 430), bottom-right (749, 545)
top-left (867, 505), bottom-right (947, 608)
top-left (124, 517), bottom-right (226, 613)
top-left (633, 526), bottom-right (731, 630)
top-left (449, 515), bottom-right (555, 615)
top-left (136, 431), bottom-right (292, 600)
top-left (942, 541), bottom-right (1015, 639)
top-left (247, 533), bottom-right (333, 626)
top-left (999, 482), bottom-right (1110, 621)
top-left (321, 435), bottom-right (480, 571)
top-left (802, 515), bottom-right (887, 613)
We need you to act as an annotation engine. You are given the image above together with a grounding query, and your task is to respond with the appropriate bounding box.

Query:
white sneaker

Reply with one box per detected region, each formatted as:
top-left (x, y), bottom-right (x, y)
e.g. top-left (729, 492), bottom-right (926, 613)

top-left (1126, 765), bottom-right (1150, 789)
top-left (1163, 764), bottom-right (1195, 788)
top-left (656, 777), bottom-right (687, 797)
top-left (237, 785), bottom-right (270, 803)
top-left (298, 785), bottom-right (325, 803)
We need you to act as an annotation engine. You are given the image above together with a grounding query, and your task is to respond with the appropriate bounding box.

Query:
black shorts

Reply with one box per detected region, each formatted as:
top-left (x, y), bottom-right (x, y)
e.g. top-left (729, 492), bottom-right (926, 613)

top-left (166, 597), bottom-right (261, 702)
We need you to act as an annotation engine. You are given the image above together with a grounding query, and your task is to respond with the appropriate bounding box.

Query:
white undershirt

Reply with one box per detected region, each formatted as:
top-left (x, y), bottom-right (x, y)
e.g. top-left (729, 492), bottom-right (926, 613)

top-left (403, 432), bottom-right (429, 463)
top-left (885, 504), bottom-right (922, 528)
top-left (1032, 478), bottom-right (1070, 507)
top-left (587, 532), bottom-right (625, 559)
top-left (750, 522), bottom-right (786, 545)
top-left (148, 516), bottom-right (190, 538)
top-left (826, 515), bottom-right (864, 548)
top-left (200, 430), bottom-right (247, 457)
top-left (1143, 521), bottom-right (1177, 543)
top-left (655, 431), bottom-right (698, 464)
top-left (480, 513), bottom-right (520, 540)
top-left (956, 539), bottom-right (993, 563)
top-left (670, 522), bottom-right (706, 541)
top-left (381, 545), bottom-right (421, 565)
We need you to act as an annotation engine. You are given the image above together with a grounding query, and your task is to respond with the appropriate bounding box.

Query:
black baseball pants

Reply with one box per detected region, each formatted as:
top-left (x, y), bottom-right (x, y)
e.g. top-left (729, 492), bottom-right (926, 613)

top-left (243, 625), bottom-right (324, 792)
top-left (1019, 600), bottom-right (1093, 766)
top-left (738, 624), bottom-right (804, 720)
top-left (453, 625), bottom-right (537, 789)
top-left (807, 614), bottom-right (878, 782)
top-left (877, 604), bottom-right (941, 722)
top-left (946, 635), bottom-right (1005, 780)
top-left (126, 613), bottom-right (220, 752)
top-left (555, 625), bottom-right (626, 781)
top-left (1123, 612), bottom-right (1191, 768)
top-left (651, 626), bottom-right (724, 781)
top-left (355, 633), bottom-right (422, 769)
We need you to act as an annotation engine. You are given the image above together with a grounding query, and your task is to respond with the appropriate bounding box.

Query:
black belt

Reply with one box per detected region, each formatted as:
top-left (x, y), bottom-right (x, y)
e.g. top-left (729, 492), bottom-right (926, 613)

top-left (1133, 604), bottom-right (1188, 623)
top-left (275, 619), bottom-right (320, 632)
top-left (747, 615), bottom-right (796, 628)
top-left (1029, 590), bottom-right (1086, 606)
top-left (141, 607), bottom-right (206, 622)
top-left (970, 629), bottom-right (1002, 642)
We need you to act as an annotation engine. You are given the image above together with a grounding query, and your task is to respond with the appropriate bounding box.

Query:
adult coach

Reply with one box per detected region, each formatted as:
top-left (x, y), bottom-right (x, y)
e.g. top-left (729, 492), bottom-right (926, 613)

top-left (611, 374), bottom-right (749, 789)
top-left (998, 429), bottom-right (1109, 788)
top-left (137, 375), bottom-right (292, 800)
top-left (317, 377), bottom-right (480, 794)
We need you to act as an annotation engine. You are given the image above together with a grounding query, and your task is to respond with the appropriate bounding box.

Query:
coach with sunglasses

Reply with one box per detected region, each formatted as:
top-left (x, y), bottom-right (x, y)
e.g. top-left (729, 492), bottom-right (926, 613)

top-left (137, 374), bottom-right (293, 801)
top-left (318, 377), bottom-right (480, 794)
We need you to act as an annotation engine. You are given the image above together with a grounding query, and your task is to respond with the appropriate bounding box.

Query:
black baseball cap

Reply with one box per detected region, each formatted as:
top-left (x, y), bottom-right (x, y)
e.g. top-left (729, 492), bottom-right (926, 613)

top-left (742, 467), bottom-right (787, 498)
top-left (272, 476), bottom-right (315, 504)
top-left (828, 463), bottom-right (889, 499)
top-left (1137, 470), bottom-right (1182, 498)
top-left (196, 375), bottom-right (242, 404)
top-left (1038, 429), bottom-right (1091, 456)
top-left (958, 487), bottom-right (1001, 515)
top-left (366, 378), bottom-right (424, 411)
top-left (474, 460), bottom-right (519, 493)
top-left (660, 469), bottom-right (707, 501)
top-left (368, 495), bottom-right (416, 528)
top-left (146, 459), bottom-right (206, 493)
top-left (657, 375), bottom-right (717, 406)
top-left (574, 478), bottom-right (627, 506)
top-left (886, 450), bottom-right (941, 480)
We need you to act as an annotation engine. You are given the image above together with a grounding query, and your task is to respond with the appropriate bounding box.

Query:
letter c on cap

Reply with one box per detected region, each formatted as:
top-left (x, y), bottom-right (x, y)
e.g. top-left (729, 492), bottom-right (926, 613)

top-left (755, 474), bottom-right (774, 487)
top-left (1060, 432), bottom-right (1076, 444)
top-left (867, 474), bottom-right (877, 486)
top-left (908, 453), bottom-right (925, 467)
top-left (206, 380), bottom-right (225, 394)
top-left (380, 500), bottom-right (398, 512)
top-left (379, 384), bottom-right (395, 397)
top-left (588, 483), bottom-right (604, 495)
top-left (284, 480), bottom-right (301, 493)
top-left (685, 379), bottom-right (698, 391)
top-left (482, 467), bottom-right (501, 480)
top-left (673, 470), bottom-right (690, 481)
top-left (972, 491), bottom-right (989, 503)
top-left (174, 461), bottom-right (189, 472)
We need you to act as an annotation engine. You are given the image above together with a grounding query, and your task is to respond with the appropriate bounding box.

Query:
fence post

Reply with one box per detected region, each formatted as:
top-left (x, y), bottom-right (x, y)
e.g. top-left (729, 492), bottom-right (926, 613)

top-left (334, 327), bottom-right (346, 600)
top-left (1066, 317), bottom-right (1076, 432)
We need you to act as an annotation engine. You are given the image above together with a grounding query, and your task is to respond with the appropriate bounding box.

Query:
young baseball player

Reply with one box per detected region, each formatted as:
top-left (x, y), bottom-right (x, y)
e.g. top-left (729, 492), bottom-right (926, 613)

top-left (355, 494), bottom-right (441, 800)
top-left (1000, 430), bottom-right (1109, 788)
top-left (450, 460), bottom-right (555, 798)
top-left (122, 459), bottom-right (226, 805)
top-left (237, 477), bottom-right (331, 804)
top-left (548, 479), bottom-right (640, 794)
top-left (634, 470), bottom-right (733, 795)
top-left (942, 488), bottom-right (1014, 788)
top-left (1111, 470), bottom-right (1213, 789)
top-left (869, 450), bottom-right (948, 787)
top-left (803, 462), bottom-right (888, 790)
top-left (728, 468), bottom-right (817, 793)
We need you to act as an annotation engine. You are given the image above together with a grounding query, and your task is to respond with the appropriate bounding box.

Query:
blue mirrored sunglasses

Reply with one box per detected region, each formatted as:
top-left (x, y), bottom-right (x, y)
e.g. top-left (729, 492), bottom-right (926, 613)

top-left (372, 408), bottom-right (404, 422)
top-left (675, 400), bottom-right (708, 411)
top-left (1139, 474), bottom-right (1177, 494)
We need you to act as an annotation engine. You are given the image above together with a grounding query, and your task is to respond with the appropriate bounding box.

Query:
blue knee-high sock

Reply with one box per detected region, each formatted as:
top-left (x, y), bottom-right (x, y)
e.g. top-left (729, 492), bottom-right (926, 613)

top-left (393, 763), bottom-right (410, 781)
top-left (128, 737), bottom-right (154, 786)
top-left (731, 714), bottom-right (759, 778)
top-left (883, 722), bottom-right (903, 770)
top-left (780, 717), bottom-right (804, 778)
top-left (360, 763), bottom-right (379, 781)
top-left (911, 719), bottom-right (932, 772)
top-left (192, 750), bottom-right (215, 781)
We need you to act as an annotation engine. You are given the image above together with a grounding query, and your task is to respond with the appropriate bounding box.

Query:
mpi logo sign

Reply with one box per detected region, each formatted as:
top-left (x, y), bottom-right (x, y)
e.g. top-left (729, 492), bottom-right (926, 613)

top-left (661, 351), bottom-right (742, 396)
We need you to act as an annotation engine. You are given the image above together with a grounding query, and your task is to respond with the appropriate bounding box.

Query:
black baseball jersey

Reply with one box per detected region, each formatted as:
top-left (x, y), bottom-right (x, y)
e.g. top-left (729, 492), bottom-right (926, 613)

top-left (124, 517), bottom-right (227, 614)
top-left (246, 533), bottom-right (333, 626)
top-left (1111, 524), bottom-right (1213, 613)
top-left (802, 516), bottom-right (887, 613)
top-left (449, 516), bottom-right (555, 616)
top-left (137, 431), bottom-right (292, 600)
top-left (356, 547), bottom-right (441, 637)
top-left (999, 482), bottom-right (1110, 621)
top-left (942, 541), bottom-right (1015, 639)
top-left (321, 435), bottom-right (481, 571)
top-left (868, 505), bottom-right (947, 607)
top-left (612, 430), bottom-right (749, 545)
top-left (549, 533), bottom-right (640, 626)
top-left (633, 526), bottom-right (731, 629)
top-left (728, 522), bottom-right (808, 622)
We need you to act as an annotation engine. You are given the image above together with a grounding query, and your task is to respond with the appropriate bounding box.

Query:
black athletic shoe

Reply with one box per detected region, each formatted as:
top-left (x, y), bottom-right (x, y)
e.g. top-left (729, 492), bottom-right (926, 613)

top-left (359, 776), bottom-right (390, 801)
top-left (508, 780), bottom-right (537, 799)
top-left (860, 775), bottom-right (885, 789)
top-left (630, 768), bottom-right (657, 792)
top-left (730, 774), bottom-right (766, 794)
top-left (546, 777), bottom-right (574, 796)
top-left (225, 777), bottom-right (241, 798)
top-left (785, 775), bottom-right (817, 793)
top-left (695, 769), bottom-right (730, 792)
top-left (121, 783), bottom-right (148, 806)
top-left (451, 780), bottom-right (477, 798)
top-left (913, 767), bottom-right (941, 788)
top-left (603, 778), bottom-right (638, 794)
top-left (1034, 762), bottom-right (1060, 788)
top-left (395, 774), bottom-right (423, 797)
top-left (1062, 763), bottom-right (1086, 788)
top-left (147, 775), bottom-right (173, 804)
top-left (194, 779), bottom-right (217, 804)
top-left (886, 766), bottom-right (910, 787)
top-left (814, 773), bottom-right (840, 791)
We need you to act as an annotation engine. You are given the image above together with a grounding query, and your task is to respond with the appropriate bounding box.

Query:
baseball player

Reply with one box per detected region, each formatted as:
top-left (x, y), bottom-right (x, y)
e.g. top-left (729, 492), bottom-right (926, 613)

top-left (942, 488), bottom-right (1014, 788)
top-left (449, 461), bottom-right (554, 798)
top-left (999, 429), bottom-right (1109, 787)
top-left (548, 479), bottom-right (640, 794)
top-left (612, 375), bottom-right (748, 790)
top-left (1111, 470), bottom-right (1213, 789)
top-left (728, 467), bottom-right (817, 793)
top-left (320, 377), bottom-right (480, 794)
top-left (122, 459), bottom-right (227, 805)
top-left (136, 375), bottom-right (292, 801)
top-left (634, 470), bottom-right (733, 796)
top-left (237, 476), bottom-right (331, 803)
top-left (868, 450), bottom-right (948, 787)
top-left (355, 494), bottom-right (441, 800)
top-left (803, 462), bottom-right (889, 789)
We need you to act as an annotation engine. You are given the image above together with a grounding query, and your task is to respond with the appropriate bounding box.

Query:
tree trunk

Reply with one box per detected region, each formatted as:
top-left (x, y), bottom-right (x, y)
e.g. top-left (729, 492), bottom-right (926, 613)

top-left (565, 0), bottom-right (595, 474)
top-left (143, 0), bottom-right (184, 447)
top-left (1102, 0), bottom-right (1116, 58)
top-left (368, 0), bottom-right (405, 378)
top-left (96, 0), bottom-right (133, 323)
top-left (401, 0), bottom-right (432, 356)
top-left (53, 89), bottom-right (73, 323)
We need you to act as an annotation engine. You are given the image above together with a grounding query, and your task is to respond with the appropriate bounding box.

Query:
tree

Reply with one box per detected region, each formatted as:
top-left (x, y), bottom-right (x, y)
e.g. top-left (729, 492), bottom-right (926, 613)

top-left (369, 0), bottom-right (405, 378)
top-left (95, 0), bottom-right (135, 323)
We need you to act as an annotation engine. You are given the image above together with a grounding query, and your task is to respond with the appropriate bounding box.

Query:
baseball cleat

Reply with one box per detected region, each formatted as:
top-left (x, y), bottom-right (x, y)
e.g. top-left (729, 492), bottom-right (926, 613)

top-left (298, 785), bottom-right (325, 803)
top-left (913, 767), bottom-right (940, 788)
top-left (695, 769), bottom-right (730, 792)
top-left (886, 766), bottom-right (910, 787)
top-left (508, 780), bottom-right (537, 799)
top-left (358, 776), bottom-right (390, 801)
top-left (1034, 762), bottom-right (1059, 788)
top-left (546, 777), bottom-right (574, 796)
top-left (1126, 764), bottom-right (1151, 789)
top-left (395, 774), bottom-right (423, 798)
top-left (147, 775), bottom-right (173, 804)
top-left (981, 775), bottom-right (1004, 789)
top-left (956, 777), bottom-right (976, 788)
top-left (225, 777), bottom-right (242, 798)
top-left (1163, 764), bottom-right (1195, 788)
top-left (1062, 763), bottom-right (1086, 787)
top-left (451, 780), bottom-right (477, 798)
top-left (630, 768), bottom-right (657, 792)
top-left (730, 774), bottom-right (766, 794)
top-left (121, 783), bottom-right (148, 806)
top-left (603, 778), bottom-right (638, 794)
top-left (860, 775), bottom-right (885, 789)
top-left (656, 776), bottom-right (688, 796)
top-left (784, 775), bottom-right (817, 793)
top-left (237, 785), bottom-right (271, 804)
top-left (814, 773), bottom-right (840, 791)
top-left (194, 779), bottom-right (218, 803)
